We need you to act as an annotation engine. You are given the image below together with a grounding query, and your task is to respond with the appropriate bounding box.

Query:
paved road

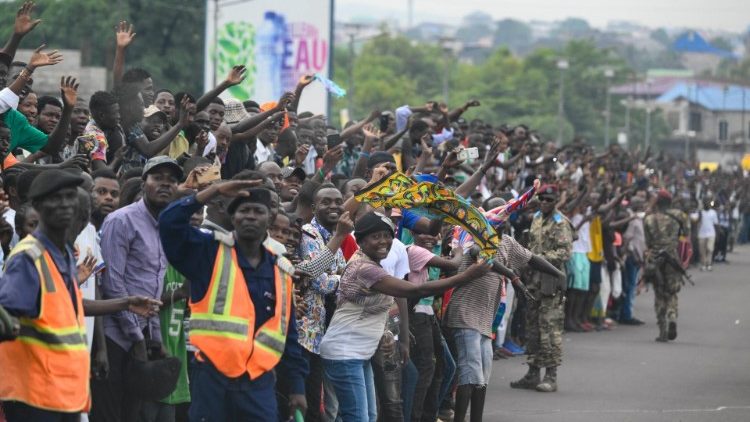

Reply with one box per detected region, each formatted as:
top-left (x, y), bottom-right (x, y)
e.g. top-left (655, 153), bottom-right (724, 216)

top-left (483, 246), bottom-right (750, 422)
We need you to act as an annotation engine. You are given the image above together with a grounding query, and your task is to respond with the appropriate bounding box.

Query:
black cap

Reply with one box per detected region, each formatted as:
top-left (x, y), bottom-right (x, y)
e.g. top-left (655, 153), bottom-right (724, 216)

top-left (281, 166), bottom-right (306, 181)
top-left (28, 170), bottom-right (84, 201)
top-left (226, 187), bottom-right (275, 215)
top-left (354, 211), bottom-right (395, 240)
top-left (367, 152), bottom-right (396, 169)
top-left (142, 156), bottom-right (184, 180)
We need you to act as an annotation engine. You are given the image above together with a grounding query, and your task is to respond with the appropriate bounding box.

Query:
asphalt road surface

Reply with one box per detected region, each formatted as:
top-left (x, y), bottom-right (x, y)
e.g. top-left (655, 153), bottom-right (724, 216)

top-left (483, 246), bottom-right (750, 422)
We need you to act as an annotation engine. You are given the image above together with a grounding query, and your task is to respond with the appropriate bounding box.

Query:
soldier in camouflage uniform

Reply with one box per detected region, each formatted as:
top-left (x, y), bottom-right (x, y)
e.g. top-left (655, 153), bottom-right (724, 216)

top-left (511, 185), bottom-right (573, 393)
top-left (643, 189), bottom-right (689, 342)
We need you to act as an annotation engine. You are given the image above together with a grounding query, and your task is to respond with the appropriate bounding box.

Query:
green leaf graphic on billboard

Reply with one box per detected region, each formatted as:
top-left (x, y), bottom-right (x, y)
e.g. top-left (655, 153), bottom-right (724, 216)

top-left (216, 22), bottom-right (256, 100)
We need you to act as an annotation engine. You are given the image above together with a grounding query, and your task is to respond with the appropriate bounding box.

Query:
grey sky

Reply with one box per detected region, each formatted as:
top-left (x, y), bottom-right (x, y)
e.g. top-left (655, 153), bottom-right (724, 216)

top-left (336, 0), bottom-right (750, 33)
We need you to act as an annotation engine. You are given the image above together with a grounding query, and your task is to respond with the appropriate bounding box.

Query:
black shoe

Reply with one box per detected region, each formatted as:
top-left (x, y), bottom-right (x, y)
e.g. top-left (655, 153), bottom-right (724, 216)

top-left (620, 318), bottom-right (645, 326)
top-left (668, 321), bottom-right (677, 340)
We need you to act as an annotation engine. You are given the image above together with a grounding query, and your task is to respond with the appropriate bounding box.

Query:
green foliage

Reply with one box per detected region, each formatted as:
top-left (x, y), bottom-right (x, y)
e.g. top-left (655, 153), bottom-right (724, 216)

top-left (216, 22), bottom-right (256, 100)
top-left (0, 0), bottom-right (206, 95)
top-left (334, 34), bottom-right (672, 149)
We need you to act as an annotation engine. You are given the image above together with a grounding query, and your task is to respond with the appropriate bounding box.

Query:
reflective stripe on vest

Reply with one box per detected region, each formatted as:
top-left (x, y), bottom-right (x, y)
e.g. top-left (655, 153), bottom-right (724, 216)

top-left (189, 242), bottom-right (292, 379)
top-left (0, 235), bottom-right (90, 412)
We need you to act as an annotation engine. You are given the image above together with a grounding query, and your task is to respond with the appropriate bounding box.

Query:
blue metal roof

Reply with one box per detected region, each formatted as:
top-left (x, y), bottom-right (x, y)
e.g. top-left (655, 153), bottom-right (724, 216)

top-left (672, 31), bottom-right (735, 59)
top-left (657, 83), bottom-right (750, 111)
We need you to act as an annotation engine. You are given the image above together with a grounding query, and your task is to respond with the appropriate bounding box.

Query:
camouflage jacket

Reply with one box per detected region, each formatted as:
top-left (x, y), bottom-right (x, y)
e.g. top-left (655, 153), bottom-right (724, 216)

top-left (528, 210), bottom-right (574, 270)
top-left (643, 209), bottom-right (689, 257)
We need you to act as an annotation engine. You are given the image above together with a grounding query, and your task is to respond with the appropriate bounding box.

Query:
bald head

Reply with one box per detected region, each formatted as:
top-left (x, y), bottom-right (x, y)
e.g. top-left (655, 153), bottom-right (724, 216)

top-left (258, 161), bottom-right (282, 193)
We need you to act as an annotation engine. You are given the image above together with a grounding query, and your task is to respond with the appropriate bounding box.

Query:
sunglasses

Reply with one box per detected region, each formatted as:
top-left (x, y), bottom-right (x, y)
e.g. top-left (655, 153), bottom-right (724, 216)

top-left (539, 196), bottom-right (556, 203)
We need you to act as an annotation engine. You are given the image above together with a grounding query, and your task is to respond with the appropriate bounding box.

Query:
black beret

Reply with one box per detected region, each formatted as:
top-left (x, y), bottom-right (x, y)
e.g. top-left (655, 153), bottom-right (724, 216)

top-left (367, 152), bottom-right (396, 169)
top-left (226, 187), bottom-right (274, 215)
top-left (354, 212), bottom-right (395, 240)
top-left (29, 169), bottom-right (84, 201)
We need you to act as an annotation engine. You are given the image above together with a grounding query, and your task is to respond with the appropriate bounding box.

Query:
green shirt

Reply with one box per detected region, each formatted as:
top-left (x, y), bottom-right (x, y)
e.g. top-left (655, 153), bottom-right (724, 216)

top-left (3, 108), bottom-right (48, 152)
top-left (159, 266), bottom-right (191, 404)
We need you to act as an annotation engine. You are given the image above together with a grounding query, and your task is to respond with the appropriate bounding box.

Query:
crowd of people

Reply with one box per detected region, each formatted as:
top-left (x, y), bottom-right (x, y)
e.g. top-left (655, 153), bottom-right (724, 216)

top-left (0, 3), bottom-right (746, 422)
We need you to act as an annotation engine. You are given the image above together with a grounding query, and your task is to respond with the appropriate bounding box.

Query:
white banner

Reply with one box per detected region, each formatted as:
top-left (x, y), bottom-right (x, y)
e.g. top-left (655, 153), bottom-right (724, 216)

top-left (204, 0), bottom-right (333, 114)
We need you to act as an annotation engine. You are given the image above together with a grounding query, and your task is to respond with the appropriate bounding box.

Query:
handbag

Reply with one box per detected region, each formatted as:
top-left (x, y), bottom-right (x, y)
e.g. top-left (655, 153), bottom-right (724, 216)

top-left (124, 323), bottom-right (180, 401)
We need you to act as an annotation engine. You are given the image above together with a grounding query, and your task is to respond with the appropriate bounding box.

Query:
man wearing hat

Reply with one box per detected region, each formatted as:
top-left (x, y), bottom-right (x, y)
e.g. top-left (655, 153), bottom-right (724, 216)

top-left (512, 184), bottom-right (572, 393)
top-left (0, 169), bottom-right (90, 419)
top-left (93, 156), bottom-right (182, 421)
top-left (159, 179), bottom-right (308, 420)
top-left (643, 189), bottom-right (689, 342)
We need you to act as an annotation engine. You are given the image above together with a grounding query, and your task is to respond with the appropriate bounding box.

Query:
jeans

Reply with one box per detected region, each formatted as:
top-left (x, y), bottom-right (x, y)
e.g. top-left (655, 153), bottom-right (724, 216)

top-left (371, 344), bottom-right (403, 422)
top-left (401, 359), bottom-right (418, 421)
top-left (323, 376), bottom-right (341, 422)
top-left (89, 337), bottom-right (142, 422)
top-left (322, 359), bottom-right (377, 422)
top-left (452, 328), bottom-right (493, 386)
top-left (409, 313), bottom-right (440, 421)
top-left (304, 349), bottom-right (325, 422)
top-left (188, 358), bottom-right (278, 421)
top-left (437, 336), bottom-right (456, 406)
top-left (619, 256), bottom-right (640, 321)
top-left (2, 401), bottom-right (80, 422)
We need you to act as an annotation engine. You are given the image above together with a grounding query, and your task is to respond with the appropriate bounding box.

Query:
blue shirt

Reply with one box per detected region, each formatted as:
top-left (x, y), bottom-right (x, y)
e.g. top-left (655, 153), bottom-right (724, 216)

top-left (0, 231), bottom-right (78, 318)
top-left (159, 194), bottom-right (308, 394)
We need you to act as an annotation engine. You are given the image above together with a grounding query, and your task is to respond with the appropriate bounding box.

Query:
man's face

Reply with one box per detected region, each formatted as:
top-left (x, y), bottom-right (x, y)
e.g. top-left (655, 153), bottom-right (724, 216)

top-left (269, 214), bottom-right (291, 245)
top-left (539, 195), bottom-right (556, 215)
top-left (297, 128), bottom-right (316, 146)
top-left (214, 125), bottom-right (231, 154)
top-left (91, 177), bottom-right (120, 217)
top-left (141, 77), bottom-right (155, 105)
top-left (259, 125), bottom-right (279, 146)
top-left (35, 186), bottom-right (79, 230)
top-left (37, 103), bottom-right (62, 134)
top-left (280, 175), bottom-right (303, 202)
top-left (206, 104), bottom-right (225, 132)
top-left (21, 207), bottom-right (39, 238)
top-left (143, 167), bottom-right (179, 210)
top-left (259, 162), bottom-right (283, 192)
top-left (154, 92), bottom-right (175, 121)
top-left (313, 188), bottom-right (343, 228)
top-left (194, 111), bottom-right (211, 133)
top-left (19, 92), bottom-right (37, 124)
top-left (96, 103), bottom-right (120, 130)
top-left (0, 127), bottom-right (10, 160)
top-left (71, 103), bottom-right (90, 135)
top-left (142, 115), bottom-right (167, 141)
top-left (232, 202), bottom-right (271, 242)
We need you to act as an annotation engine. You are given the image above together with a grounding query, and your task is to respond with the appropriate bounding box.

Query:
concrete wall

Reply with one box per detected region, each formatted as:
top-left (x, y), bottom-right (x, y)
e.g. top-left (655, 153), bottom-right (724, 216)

top-left (13, 49), bottom-right (107, 104)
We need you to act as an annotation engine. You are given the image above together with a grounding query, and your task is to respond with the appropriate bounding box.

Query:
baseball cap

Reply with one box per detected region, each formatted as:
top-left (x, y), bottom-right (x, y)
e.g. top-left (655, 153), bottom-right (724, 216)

top-left (143, 105), bottom-right (167, 120)
top-left (142, 156), bottom-right (184, 180)
top-left (281, 166), bottom-right (306, 181)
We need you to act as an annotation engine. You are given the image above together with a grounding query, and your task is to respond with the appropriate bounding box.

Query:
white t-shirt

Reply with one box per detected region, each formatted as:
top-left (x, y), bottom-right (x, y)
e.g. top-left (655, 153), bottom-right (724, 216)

top-left (698, 209), bottom-right (718, 239)
top-left (571, 213), bottom-right (592, 254)
top-left (75, 223), bottom-right (105, 349)
top-left (380, 238), bottom-right (410, 279)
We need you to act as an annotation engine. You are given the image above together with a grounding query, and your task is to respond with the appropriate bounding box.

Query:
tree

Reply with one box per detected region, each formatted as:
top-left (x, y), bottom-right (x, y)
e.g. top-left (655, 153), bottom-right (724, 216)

top-left (0, 0), bottom-right (206, 96)
top-left (493, 19), bottom-right (533, 54)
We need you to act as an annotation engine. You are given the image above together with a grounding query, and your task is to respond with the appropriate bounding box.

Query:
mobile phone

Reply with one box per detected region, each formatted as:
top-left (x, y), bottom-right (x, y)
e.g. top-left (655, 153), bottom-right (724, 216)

top-left (327, 133), bottom-right (342, 149)
top-left (195, 165), bottom-right (221, 185)
top-left (76, 135), bottom-right (96, 156)
top-left (379, 114), bottom-right (390, 132)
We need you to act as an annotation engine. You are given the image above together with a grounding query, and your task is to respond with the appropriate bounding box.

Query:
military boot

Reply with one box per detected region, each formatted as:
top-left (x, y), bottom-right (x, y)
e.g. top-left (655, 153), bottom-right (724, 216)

top-left (510, 365), bottom-right (540, 390)
top-left (655, 322), bottom-right (668, 342)
top-left (536, 367), bottom-right (558, 392)
top-left (668, 321), bottom-right (677, 340)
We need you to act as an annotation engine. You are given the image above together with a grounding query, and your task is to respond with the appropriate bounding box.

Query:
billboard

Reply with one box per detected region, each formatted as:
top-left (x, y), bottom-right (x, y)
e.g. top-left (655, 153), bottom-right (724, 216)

top-left (204, 0), bottom-right (333, 114)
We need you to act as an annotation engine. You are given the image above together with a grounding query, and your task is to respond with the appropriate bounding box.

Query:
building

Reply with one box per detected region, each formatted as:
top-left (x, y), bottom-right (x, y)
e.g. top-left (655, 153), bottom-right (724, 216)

top-left (672, 31), bottom-right (736, 74)
top-left (13, 49), bottom-right (107, 103)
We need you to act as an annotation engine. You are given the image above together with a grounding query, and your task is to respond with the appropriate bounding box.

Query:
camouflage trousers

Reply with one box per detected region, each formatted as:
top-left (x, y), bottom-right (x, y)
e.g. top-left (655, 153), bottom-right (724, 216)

top-left (525, 293), bottom-right (564, 368)
top-left (654, 277), bottom-right (680, 326)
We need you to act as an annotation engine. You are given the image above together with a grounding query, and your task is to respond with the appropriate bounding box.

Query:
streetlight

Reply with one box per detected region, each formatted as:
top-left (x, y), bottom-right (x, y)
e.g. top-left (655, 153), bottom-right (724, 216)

top-left (604, 68), bottom-right (614, 148)
top-left (556, 59), bottom-right (569, 146)
top-left (439, 37), bottom-right (456, 105)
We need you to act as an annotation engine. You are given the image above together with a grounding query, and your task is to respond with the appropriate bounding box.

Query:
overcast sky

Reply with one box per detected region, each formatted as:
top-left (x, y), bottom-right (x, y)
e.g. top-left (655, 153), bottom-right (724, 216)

top-left (336, 0), bottom-right (750, 33)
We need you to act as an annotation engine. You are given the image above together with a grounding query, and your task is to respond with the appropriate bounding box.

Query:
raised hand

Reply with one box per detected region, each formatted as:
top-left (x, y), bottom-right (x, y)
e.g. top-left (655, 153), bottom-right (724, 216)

top-left (420, 133), bottom-right (433, 157)
top-left (278, 91), bottom-right (295, 110)
top-left (28, 44), bottom-right (63, 69)
top-left (60, 76), bottom-right (79, 108)
top-left (321, 144), bottom-right (344, 173)
top-left (335, 211), bottom-right (354, 236)
top-left (116, 21), bottom-right (136, 49)
top-left (298, 74), bottom-right (314, 87)
top-left (294, 143), bottom-right (310, 165)
top-left (224, 65), bottom-right (247, 86)
top-left (76, 252), bottom-right (97, 285)
top-left (466, 99), bottom-right (481, 108)
top-left (362, 123), bottom-right (381, 139)
top-left (177, 95), bottom-right (193, 127)
top-left (215, 179), bottom-right (265, 197)
top-left (14, 1), bottom-right (42, 36)
top-left (368, 109), bottom-right (381, 122)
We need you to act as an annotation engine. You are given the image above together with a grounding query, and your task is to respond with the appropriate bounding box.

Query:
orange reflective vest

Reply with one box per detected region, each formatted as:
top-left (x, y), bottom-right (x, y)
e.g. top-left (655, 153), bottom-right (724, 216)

top-left (0, 235), bottom-right (90, 412)
top-left (189, 232), bottom-right (294, 379)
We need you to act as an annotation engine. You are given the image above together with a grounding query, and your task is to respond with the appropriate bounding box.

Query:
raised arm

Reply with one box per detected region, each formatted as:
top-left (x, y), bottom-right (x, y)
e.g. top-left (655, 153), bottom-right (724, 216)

top-left (195, 65), bottom-right (247, 112)
top-left (340, 109), bottom-right (379, 141)
top-left (372, 260), bottom-right (491, 299)
top-left (5, 45), bottom-right (62, 98)
top-left (455, 135), bottom-right (503, 198)
top-left (113, 21), bottom-right (136, 86)
top-left (447, 99), bottom-right (480, 122)
top-left (41, 76), bottom-right (77, 156)
top-left (129, 96), bottom-right (190, 157)
top-left (1, 2), bottom-right (41, 59)
top-left (290, 74), bottom-right (314, 112)
top-left (231, 92), bottom-right (292, 134)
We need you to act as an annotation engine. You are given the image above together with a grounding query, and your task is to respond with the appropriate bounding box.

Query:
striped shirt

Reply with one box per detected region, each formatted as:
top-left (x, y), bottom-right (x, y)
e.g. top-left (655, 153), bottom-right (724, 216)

top-left (444, 234), bottom-right (532, 337)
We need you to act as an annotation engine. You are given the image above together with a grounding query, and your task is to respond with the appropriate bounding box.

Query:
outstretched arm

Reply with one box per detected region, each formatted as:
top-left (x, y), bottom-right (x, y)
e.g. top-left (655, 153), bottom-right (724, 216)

top-left (41, 76), bottom-right (78, 156)
top-left (1, 1), bottom-right (41, 60)
top-left (113, 21), bottom-right (136, 86)
top-left (196, 65), bottom-right (247, 112)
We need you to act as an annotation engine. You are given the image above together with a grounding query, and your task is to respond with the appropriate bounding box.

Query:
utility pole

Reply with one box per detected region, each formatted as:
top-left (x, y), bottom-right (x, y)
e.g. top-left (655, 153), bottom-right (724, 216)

top-left (604, 68), bottom-right (614, 148)
top-left (556, 59), bottom-right (569, 146)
